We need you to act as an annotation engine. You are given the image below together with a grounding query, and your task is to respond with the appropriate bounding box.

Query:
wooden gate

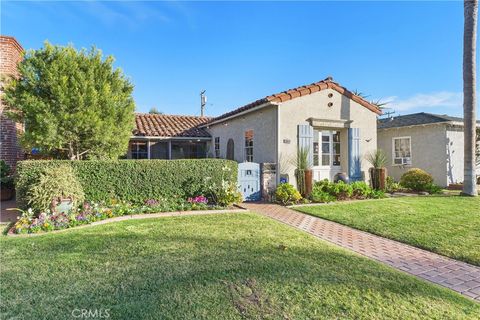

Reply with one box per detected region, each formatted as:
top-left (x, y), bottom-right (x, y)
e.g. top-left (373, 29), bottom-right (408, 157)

top-left (238, 162), bottom-right (260, 201)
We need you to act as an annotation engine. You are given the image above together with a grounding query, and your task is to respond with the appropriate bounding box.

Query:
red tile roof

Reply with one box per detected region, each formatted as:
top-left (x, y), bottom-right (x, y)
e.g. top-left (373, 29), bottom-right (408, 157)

top-left (133, 114), bottom-right (212, 137)
top-left (211, 77), bottom-right (382, 123)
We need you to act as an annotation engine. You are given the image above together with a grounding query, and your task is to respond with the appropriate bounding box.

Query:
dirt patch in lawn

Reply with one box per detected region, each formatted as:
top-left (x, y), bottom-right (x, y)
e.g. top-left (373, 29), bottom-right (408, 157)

top-left (225, 278), bottom-right (289, 319)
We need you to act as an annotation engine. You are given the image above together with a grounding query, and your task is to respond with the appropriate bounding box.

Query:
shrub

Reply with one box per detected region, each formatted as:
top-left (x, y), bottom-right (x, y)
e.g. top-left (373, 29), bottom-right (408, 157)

top-left (310, 188), bottom-right (336, 203)
top-left (207, 180), bottom-right (243, 207)
top-left (326, 181), bottom-right (353, 200)
top-left (25, 165), bottom-right (85, 212)
top-left (275, 183), bottom-right (302, 205)
top-left (386, 176), bottom-right (401, 193)
top-left (400, 168), bottom-right (434, 192)
top-left (16, 159), bottom-right (237, 208)
top-left (350, 181), bottom-right (372, 199)
top-left (310, 179), bottom-right (381, 202)
top-left (0, 160), bottom-right (14, 189)
top-left (424, 183), bottom-right (442, 194)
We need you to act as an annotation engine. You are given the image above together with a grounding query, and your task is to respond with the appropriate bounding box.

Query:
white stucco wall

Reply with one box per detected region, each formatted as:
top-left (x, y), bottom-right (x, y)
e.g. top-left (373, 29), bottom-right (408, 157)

top-left (277, 89), bottom-right (378, 186)
top-left (446, 125), bottom-right (468, 185)
top-left (206, 106), bottom-right (278, 164)
top-left (377, 124), bottom-right (449, 186)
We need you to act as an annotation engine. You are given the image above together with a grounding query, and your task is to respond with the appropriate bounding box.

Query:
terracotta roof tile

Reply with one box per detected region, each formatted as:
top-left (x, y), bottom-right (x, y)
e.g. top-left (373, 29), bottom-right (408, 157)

top-left (133, 114), bottom-right (212, 137)
top-left (211, 77), bottom-right (382, 123)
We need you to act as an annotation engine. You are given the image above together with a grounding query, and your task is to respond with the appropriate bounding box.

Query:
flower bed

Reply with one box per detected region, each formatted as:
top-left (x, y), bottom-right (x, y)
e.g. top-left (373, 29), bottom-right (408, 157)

top-left (12, 197), bottom-right (226, 235)
top-left (275, 180), bottom-right (386, 206)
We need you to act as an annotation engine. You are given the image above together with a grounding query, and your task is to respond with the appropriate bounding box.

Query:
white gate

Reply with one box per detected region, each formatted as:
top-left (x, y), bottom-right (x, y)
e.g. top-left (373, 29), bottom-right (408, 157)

top-left (238, 162), bottom-right (260, 201)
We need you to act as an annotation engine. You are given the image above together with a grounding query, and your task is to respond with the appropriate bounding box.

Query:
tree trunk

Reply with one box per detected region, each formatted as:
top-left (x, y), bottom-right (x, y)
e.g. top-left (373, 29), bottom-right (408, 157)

top-left (463, 0), bottom-right (478, 196)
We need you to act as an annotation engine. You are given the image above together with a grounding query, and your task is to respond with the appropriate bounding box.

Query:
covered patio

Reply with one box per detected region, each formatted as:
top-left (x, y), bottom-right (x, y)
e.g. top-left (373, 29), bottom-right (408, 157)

top-left (128, 113), bottom-right (212, 160)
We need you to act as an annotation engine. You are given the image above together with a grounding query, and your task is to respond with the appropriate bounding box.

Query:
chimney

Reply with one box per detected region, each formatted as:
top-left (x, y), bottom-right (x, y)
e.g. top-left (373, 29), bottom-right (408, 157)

top-left (0, 35), bottom-right (25, 171)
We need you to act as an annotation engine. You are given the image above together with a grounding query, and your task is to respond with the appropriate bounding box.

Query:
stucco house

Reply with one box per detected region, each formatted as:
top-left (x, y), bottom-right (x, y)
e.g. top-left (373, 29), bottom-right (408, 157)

top-left (129, 77), bottom-right (382, 188)
top-left (377, 112), bottom-right (480, 187)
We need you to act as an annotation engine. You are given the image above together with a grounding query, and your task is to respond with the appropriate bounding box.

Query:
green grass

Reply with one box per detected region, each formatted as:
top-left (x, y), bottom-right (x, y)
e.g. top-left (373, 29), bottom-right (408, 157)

top-left (1, 213), bottom-right (478, 319)
top-left (295, 196), bottom-right (480, 266)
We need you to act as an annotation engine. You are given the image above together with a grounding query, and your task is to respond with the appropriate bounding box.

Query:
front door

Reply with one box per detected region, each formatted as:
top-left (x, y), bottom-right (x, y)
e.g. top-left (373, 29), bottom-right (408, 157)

top-left (313, 130), bottom-right (342, 181)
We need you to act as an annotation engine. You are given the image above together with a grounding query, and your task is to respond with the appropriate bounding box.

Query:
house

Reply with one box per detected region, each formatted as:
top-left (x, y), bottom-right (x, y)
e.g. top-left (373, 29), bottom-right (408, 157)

top-left (128, 78), bottom-right (381, 185)
top-left (377, 112), bottom-right (480, 187)
top-left (204, 77), bottom-right (382, 187)
top-left (130, 77), bottom-right (382, 190)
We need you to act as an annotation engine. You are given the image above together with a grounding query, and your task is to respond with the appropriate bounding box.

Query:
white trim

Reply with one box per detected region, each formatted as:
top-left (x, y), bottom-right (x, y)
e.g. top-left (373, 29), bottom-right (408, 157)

top-left (392, 136), bottom-right (412, 166)
top-left (244, 129), bottom-right (254, 162)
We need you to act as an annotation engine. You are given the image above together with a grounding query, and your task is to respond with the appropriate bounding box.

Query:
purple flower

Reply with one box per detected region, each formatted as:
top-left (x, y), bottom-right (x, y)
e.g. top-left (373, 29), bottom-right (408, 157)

top-left (187, 196), bottom-right (208, 204)
top-left (145, 199), bottom-right (159, 206)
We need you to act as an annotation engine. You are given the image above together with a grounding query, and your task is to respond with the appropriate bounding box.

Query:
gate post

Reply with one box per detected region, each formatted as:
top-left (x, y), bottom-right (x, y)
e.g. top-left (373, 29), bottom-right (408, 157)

top-left (260, 163), bottom-right (277, 202)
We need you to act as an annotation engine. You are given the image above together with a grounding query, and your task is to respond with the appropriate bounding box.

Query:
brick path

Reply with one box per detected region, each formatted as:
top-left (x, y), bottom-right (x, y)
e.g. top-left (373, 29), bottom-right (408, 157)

top-left (243, 202), bottom-right (480, 301)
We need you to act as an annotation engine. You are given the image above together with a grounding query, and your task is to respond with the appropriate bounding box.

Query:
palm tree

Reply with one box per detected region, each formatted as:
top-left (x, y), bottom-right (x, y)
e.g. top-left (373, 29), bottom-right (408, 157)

top-left (463, 0), bottom-right (478, 196)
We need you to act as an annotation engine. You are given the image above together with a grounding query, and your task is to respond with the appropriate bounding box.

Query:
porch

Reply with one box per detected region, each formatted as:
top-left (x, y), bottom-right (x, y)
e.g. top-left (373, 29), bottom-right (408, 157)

top-left (303, 118), bottom-right (362, 182)
top-left (127, 138), bottom-right (210, 160)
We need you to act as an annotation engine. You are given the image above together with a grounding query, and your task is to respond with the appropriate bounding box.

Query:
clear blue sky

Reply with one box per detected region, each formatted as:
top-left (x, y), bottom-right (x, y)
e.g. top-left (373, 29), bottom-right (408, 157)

top-left (2, 1), bottom-right (478, 118)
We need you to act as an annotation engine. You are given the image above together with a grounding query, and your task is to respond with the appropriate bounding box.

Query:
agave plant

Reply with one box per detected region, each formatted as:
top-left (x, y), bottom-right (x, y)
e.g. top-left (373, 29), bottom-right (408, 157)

top-left (365, 149), bottom-right (387, 169)
top-left (289, 147), bottom-right (311, 196)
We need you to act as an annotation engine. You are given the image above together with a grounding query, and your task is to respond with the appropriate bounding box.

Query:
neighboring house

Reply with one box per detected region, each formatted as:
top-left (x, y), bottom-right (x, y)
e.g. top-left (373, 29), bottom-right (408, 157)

top-left (0, 35), bottom-right (24, 171)
top-left (129, 77), bottom-right (382, 188)
top-left (377, 112), bottom-right (480, 187)
top-left (128, 114), bottom-right (212, 159)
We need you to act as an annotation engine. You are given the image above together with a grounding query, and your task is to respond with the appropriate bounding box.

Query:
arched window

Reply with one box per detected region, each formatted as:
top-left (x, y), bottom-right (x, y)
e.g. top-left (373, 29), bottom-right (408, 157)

top-left (226, 139), bottom-right (235, 160)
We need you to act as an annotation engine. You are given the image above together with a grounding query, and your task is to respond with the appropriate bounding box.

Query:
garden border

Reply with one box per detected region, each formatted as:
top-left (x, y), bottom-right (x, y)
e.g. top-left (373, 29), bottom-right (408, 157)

top-left (5, 207), bottom-right (249, 237)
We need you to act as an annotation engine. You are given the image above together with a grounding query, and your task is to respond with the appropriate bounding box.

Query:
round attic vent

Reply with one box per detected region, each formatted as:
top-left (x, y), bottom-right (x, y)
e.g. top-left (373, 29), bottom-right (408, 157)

top-left (328, 93), bottom-right (333, 98)
top-left (328, 102), bottom-right (333, 107)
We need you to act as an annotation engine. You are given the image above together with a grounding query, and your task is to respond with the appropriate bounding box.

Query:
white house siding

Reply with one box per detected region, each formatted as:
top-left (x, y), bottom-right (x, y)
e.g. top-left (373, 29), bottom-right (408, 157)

top-left (445, 126), bottom-right (466, 185)
top-left (206, 106), bottom-right (278, 164)
top-left (277, 89), bottom-right (378, 187)
top-left (377, 124), bottom-right (448, 186)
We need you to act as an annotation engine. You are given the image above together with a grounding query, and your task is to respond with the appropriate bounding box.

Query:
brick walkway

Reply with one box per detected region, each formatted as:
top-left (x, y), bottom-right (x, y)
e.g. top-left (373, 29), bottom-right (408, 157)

top-left (243, 202), bottom-right (480, 301)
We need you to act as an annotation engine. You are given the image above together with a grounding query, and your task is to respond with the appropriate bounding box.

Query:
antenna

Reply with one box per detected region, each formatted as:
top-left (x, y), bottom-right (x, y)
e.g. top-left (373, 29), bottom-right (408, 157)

top-left (382, 109), bottom-right (396, 119)
top-left (200, 90), bottom-right (207, 117)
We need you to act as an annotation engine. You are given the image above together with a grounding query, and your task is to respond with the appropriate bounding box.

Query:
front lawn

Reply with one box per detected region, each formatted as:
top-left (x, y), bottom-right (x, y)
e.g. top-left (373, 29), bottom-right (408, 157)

top-left (1, 213), bottom-right (478, 319)
top-left (295, 196), bottom-right (480, 266)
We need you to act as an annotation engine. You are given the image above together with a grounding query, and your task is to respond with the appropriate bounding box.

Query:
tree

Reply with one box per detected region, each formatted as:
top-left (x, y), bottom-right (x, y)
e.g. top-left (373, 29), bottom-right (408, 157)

top-left (148, 107), bottom-right (163, 114)
top-left (4, 41), bottom-right (135, 160)
top-left (463, 0), bottom-right (478, 196)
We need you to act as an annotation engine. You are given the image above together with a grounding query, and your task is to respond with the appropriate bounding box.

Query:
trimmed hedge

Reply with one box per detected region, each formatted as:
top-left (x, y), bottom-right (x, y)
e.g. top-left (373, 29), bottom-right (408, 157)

top-left (16, 159), bottom-right (238, 208)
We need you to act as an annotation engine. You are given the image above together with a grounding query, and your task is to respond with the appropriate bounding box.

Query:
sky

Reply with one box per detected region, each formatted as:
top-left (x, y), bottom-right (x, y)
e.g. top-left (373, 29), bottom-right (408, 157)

top-left (1, 1), bottom-right (478, 118)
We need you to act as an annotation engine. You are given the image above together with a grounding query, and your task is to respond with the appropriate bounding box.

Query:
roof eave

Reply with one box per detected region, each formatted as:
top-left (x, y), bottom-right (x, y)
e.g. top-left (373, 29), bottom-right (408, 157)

top-left (200, 101), bottom-right (278, 128)
top-left (131, 135), bottom-right (211, 140)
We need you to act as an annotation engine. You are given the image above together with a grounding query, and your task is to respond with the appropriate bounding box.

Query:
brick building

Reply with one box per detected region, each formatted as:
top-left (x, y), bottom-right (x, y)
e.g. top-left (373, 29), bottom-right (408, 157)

top-left (0, 35), bottom-right (24, 171)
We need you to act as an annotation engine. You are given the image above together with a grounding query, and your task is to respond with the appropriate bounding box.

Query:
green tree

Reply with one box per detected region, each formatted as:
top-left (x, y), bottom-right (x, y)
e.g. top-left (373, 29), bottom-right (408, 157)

top-left (4, 41), bottom-right (135, 160)
top-left (149, 107), bottom-right (163, 114)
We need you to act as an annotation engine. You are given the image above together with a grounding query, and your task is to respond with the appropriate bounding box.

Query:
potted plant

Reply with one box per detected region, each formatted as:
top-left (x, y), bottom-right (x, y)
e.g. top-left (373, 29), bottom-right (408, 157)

top-left (365, 149), bottom-right (387, 190)
top-left (1, 160), bottom-right (14, 201)
top-left (291, 147), bottom-right (312, 197)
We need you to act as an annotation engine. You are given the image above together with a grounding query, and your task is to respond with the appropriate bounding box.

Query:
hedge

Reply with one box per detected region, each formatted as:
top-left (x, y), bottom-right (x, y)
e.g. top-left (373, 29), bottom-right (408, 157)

top-left (16, 159), bottom-right (238, 208)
